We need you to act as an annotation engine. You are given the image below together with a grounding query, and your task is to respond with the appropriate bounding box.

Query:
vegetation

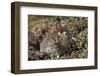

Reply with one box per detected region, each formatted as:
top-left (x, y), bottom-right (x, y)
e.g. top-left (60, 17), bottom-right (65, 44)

top-left (28, 15), bottom-right (88, 60)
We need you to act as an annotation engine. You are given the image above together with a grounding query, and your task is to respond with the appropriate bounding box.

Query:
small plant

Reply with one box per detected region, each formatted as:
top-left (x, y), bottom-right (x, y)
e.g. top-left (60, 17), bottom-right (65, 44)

top-left (49, 51), bottom-right (60, 59)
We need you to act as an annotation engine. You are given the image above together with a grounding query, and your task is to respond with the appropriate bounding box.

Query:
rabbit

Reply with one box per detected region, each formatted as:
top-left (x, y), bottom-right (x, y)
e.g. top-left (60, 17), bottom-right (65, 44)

top-left (40, 32), bottom-right (60, 54)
